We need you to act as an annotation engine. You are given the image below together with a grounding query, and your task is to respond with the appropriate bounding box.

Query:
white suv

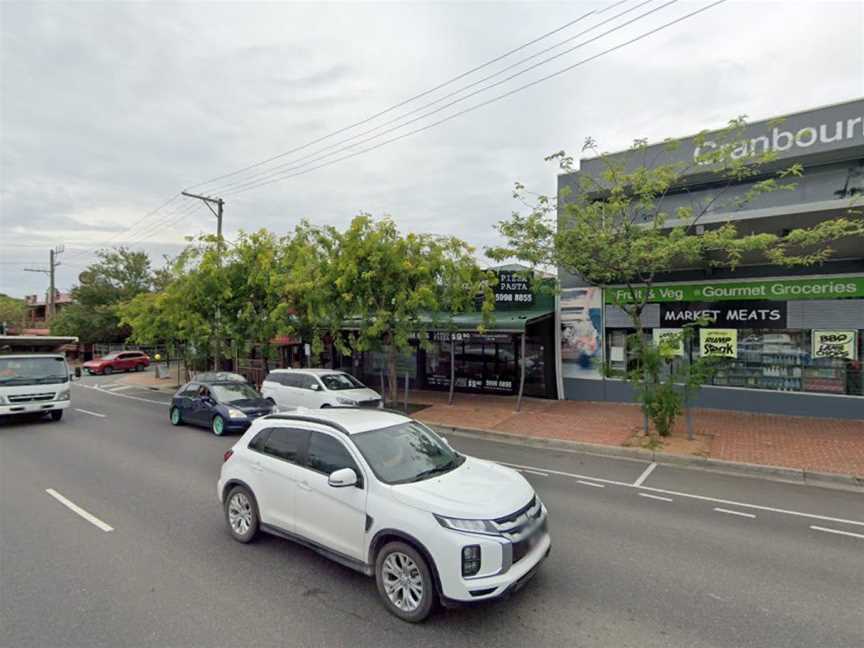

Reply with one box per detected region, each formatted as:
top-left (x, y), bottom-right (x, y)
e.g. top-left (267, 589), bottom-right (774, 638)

top-left (261, 369), bottom-right (382, 410)
top-left (217, 408), bottom-right (550, 622)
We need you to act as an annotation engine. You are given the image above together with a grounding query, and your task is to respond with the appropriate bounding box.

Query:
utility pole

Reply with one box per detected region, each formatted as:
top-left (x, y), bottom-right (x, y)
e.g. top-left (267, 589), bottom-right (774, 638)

top-left (24, 245), bottom-right (64, 325)
top-left (181, 192), bottom-right (224, 369)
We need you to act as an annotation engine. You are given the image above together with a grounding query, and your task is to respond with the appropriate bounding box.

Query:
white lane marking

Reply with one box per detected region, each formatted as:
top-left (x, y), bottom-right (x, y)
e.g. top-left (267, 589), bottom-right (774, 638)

top-left (75, 382), bottom-right (169, 405)
top-left (498, 460), bottom-right (864, 529)
top-left (810, 525), bottom-right (864, 540)
top-left (576, 480), bottom-right (605, 488)
top-left (45, 489), bottom-right (114, 532)
top-left (74, 408), bottom-right (106, 418)
top-left (714, 507), bottom-right (756, 519)
top-left (516, 468), bottom-right (549, 477)
top-left (633, 462), bottom-right (658, 487)
top-left (105, 385), bottom-right (132, 392)
top-left (639, 493), bottom-right (673, 502)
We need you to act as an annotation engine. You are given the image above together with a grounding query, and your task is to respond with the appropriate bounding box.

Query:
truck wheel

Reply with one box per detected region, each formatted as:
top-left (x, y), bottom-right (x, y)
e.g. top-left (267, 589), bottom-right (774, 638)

top-left (375, 541), bottom-right (436, 623)
top-left (50, 410), bottom-right (63, 421)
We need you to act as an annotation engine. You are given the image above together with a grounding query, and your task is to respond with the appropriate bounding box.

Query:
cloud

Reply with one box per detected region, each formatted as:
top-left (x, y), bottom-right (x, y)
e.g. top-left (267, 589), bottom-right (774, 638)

top-left (1, 0), bottom-right (862, 296)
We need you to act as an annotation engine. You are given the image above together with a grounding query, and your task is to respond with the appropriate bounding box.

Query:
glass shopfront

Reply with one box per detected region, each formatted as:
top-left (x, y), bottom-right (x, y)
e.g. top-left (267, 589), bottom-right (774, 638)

top-left (423, 330), bottom-right (551, 397)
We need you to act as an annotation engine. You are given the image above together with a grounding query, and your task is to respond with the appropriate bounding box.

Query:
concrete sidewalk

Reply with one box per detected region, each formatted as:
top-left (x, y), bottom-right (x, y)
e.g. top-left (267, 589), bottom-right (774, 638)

top-left (406, 390), bottom-right (864, 480)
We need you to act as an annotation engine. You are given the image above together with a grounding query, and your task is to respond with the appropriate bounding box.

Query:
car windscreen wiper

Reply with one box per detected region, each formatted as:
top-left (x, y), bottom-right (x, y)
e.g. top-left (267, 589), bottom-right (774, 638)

top-left (409, 460), bottom-right (457, 483)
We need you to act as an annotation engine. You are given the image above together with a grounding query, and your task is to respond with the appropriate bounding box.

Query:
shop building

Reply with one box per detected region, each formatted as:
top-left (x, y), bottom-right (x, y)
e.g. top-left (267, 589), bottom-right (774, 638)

top-left (336, 267), bottom-right (558, 399)
top-left (556, 99), bottom-right (864, 419)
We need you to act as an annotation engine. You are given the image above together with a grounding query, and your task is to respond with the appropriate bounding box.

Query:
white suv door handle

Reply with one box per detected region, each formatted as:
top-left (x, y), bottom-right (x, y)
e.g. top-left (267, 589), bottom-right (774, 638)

top-left (298, 481), bottom-right (312, 492)
top-left (251, 462), bottom-right (263, 473)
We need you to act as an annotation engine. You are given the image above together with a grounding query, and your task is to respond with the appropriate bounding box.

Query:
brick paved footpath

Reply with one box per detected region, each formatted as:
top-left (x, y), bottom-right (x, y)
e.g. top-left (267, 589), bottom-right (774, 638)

top-left (114, 372), bottom-right (864, 478)
top-left (406, 390), bottom-right (864, 478)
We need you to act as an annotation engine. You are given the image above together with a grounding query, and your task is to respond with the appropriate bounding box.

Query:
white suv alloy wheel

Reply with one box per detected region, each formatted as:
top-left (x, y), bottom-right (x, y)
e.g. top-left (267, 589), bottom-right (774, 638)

top-left (382, 552), bottom-right (423, 612)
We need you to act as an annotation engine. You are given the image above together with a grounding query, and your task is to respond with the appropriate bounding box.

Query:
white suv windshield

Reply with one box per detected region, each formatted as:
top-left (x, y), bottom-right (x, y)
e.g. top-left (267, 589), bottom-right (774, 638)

top-left (351, 421), bottom-right (464, 484)
top-left (320, 373), bottom-right (364, 390)
top-left (0, 357), bottom-right (68, 386)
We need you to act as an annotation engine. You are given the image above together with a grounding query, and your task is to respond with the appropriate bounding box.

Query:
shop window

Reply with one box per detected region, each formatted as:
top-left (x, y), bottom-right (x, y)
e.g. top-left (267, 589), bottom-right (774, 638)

top-left (606, 327), bottom-right (863, 397)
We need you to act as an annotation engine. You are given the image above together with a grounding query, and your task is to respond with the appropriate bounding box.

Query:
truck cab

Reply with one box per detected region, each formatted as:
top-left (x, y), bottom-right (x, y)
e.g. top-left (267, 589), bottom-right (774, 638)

top-left (0, 336), bottom-right (79, 421)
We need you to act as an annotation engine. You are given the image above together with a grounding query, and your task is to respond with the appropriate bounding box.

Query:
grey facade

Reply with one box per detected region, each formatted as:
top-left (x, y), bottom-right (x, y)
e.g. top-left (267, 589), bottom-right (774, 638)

top-left (557, 99), bottom-right (864, 420)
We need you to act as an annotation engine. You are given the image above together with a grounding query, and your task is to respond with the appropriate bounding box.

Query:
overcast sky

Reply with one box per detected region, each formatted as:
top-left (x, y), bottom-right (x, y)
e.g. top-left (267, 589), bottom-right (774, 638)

top-left (1, 0), bottom-right (862, 297)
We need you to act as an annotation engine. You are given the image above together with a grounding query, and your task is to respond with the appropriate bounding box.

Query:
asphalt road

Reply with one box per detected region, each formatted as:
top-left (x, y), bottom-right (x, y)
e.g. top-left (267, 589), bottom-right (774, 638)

top-left (1, 376), bottom-right (862, 648)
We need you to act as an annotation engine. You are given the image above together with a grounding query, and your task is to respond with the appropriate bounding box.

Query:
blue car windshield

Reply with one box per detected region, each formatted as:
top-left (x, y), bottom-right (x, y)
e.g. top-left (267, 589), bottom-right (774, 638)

top-left (210, 383), bottom-right (261, 403)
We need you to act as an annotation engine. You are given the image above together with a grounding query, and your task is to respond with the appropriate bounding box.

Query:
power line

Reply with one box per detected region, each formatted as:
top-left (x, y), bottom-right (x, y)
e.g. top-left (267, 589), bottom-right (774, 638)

top-left (63, 193), bottom-right (183, 261)
top-left (222, 0), bottom-right (727, 197)
top-left (212, 0), bottom-right (669, 195)
top-left (183, 2), bottom-right (630, 192)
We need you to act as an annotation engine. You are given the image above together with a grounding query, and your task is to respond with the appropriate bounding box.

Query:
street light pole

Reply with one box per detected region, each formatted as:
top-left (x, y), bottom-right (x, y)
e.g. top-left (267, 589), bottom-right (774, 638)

top-left (181, 192), bottom-right (225, 370)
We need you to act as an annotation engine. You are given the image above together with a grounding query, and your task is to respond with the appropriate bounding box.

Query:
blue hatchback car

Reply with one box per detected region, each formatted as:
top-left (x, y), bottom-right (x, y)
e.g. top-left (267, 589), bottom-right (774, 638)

top-left (169, 380), bottom-right (276, 435)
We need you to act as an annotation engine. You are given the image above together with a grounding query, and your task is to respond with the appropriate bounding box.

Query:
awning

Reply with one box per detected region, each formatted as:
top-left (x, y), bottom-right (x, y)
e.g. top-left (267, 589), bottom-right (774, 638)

top-left (342, 307), bottom-right (554, 334)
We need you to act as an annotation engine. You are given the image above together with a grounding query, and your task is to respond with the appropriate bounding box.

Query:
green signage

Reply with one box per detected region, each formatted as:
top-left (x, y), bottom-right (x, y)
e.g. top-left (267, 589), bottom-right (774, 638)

top-left (605, 276), bottom-right (864, 305)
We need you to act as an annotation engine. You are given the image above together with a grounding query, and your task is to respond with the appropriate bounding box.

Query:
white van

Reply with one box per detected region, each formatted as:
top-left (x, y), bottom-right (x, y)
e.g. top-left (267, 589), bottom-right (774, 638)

top-left (261, 368), bottom-right (382, 410)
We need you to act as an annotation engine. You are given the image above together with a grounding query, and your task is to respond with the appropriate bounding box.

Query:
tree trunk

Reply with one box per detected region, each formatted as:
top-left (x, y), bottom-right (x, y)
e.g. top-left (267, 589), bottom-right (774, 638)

top-left (386, 345), bottom-right (398, 404)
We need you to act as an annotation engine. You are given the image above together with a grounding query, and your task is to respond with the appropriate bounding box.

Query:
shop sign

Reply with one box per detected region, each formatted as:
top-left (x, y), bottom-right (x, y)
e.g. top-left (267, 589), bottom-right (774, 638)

top-left (660, 301), bottom-right (787, 328)
top-left (494, 270), bottom-right (534, 306)
top-left (812, 330), bottom-right (857, 360)
top-left (700, 329), bottom-right (738, 358)
top-left (606, 276), bottom-right (864, 305)
top-left (652, 328), bottom-right (684, 356)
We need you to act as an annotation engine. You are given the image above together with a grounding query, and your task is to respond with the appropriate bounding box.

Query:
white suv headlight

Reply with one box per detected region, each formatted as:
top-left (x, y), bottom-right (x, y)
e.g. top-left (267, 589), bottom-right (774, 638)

top-left (434, 514), bottom-right (499, 536)
top-left (55, 388), bottom-right (70, 401)
top-left (227, 408), bottom-right (246, 419)
top-left (336, 396), bottom-right (357, 406)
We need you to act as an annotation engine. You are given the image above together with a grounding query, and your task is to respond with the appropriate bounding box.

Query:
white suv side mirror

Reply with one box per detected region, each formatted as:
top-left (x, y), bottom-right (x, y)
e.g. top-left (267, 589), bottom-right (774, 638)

top-left (328, 467), bottom-right (358, 488)
top-left (310, 383), bottom-right (321, 391)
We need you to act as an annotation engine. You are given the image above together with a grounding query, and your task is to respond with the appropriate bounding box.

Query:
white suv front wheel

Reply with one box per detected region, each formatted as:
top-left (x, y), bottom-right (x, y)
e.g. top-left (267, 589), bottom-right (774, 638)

top-left (375, 541), bottom-right (436, 622)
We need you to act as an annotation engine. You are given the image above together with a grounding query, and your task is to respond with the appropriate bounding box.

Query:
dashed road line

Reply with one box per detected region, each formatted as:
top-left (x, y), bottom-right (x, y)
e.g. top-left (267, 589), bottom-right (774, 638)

top-left (45, 489), bottom-right (114, 532)
top-left (810, 525), bottom-right (864, 540)
top-left (516, 468), bottom-right (549, 477)
top-left (74, 408), bottom-right (106, 418)
top-left (638, 492), bottom-right (673, 502)
top-left (714, 507), bottom-right (756, 519)
top-left (633, 462), bottom-right (657, 487)
top-left (498, 460), bottom-right (864, 528)
top-left (576, 480), bottom-right (605, 488)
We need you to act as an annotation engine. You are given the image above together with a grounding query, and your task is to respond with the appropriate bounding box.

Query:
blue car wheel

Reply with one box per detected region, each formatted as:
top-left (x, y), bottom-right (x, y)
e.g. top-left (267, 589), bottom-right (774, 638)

top-left (212, 414), bottom-right (225, 436)
top-left (170, 407), bottom-right (183, 426)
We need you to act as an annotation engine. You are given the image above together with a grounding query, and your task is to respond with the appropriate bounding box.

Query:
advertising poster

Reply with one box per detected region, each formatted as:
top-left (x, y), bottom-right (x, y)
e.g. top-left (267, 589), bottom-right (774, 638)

top-left (560, 287), bottom-right (603, 379)
top-left (812, 330), bottom-right (857, 360)
top-left (700, 329), bottom-right (738, 358)
top-left (652, 328), bottom-right (684, 357)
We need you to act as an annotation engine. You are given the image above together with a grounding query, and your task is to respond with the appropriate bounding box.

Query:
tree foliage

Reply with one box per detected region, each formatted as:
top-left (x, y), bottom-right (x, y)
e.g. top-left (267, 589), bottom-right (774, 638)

top-left (51, 247), bottom-right (159, 343)
top-left (489, 117), bottom-right (864, 437)
top-left (0, 294), bottom-right (25, 332)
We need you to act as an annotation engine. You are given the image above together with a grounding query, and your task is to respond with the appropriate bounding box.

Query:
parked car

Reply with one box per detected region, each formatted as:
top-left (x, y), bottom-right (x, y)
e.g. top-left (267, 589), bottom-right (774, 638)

top-left (261, 369), bottom-right (382, 409)
top-left (193, 371), bottom-right (247, 384)
top-left (170, 379), bottom-right (276, 435)
top-left (218, 408), bottom-right (550, 622)
top-left (82, 350), bottom-right (150, 375)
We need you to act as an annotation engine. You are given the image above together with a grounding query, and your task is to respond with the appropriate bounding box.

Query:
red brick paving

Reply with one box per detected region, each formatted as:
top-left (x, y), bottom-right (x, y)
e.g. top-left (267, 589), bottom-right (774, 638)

top-left (409, 390), bottom-right (864, 477)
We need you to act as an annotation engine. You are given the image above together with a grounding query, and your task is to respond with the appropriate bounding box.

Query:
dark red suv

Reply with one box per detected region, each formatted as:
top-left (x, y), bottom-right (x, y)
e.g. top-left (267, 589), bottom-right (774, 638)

top-left (83, 351), bottom-right (151, 375)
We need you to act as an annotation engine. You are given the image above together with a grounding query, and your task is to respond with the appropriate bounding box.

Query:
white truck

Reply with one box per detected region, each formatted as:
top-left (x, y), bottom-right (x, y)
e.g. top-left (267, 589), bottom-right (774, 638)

top-left (0, 336), bottom-right (80, 421)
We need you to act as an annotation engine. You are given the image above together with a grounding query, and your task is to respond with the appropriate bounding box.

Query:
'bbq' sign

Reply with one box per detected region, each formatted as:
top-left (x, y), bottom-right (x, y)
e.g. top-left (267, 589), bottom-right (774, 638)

top-left (812, 330), bottom-right (857, 360)
top-left (700, 329), bottom-right (738, 358)
top-left (660, 301), bottom-right (786, 328)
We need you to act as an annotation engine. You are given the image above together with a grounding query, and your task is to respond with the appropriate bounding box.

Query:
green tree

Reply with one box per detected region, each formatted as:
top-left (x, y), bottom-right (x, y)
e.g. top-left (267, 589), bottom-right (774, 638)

top-left (0, 294), bottom-right (25, 333)
top-left (317, 215), bottom-right (492, 402)
top-left (489, 118), bottom-right (864, 437)
top-left (51, 247), bottom-right (157, 343)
